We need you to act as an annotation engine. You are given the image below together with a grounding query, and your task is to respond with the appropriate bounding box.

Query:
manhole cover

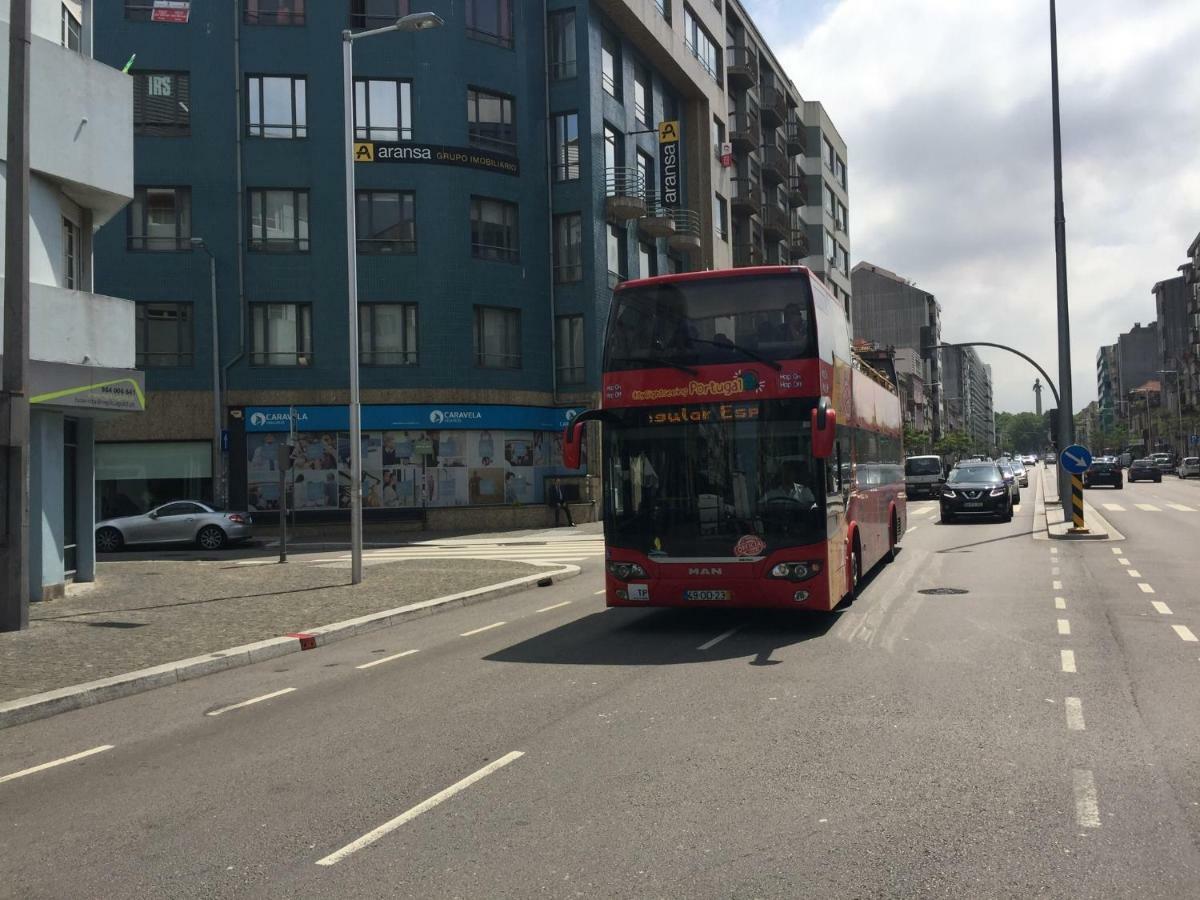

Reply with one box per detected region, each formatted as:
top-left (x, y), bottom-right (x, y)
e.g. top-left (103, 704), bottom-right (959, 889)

top-left (918, 588), bottom-right (969, 596)
top-left (84, 620), bottom-right (148, 629)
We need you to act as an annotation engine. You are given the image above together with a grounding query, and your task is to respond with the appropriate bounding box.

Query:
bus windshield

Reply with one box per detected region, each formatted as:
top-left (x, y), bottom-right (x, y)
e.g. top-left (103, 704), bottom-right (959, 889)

top-left (603, 400), bottom-right (826, 558)
top-left (605, 273), bottom-right (815, 371)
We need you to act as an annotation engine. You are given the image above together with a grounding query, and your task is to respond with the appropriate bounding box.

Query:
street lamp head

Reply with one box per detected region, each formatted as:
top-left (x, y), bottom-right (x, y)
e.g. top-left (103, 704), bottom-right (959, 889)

top-left (396, 11), bottom-right (444, 31)
top-left (189, 237), bottom-right (205, 247)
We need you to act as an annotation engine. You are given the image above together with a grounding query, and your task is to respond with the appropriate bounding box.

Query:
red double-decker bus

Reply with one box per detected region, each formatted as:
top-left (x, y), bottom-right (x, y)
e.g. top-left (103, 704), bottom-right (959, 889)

top-left (563, 266), bottom-right (905, 611)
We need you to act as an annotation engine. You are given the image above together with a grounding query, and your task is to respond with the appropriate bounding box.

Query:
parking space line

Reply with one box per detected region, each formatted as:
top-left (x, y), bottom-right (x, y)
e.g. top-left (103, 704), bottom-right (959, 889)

top-left (1151, 601), bottom-right (1173, 616)
top-left (206, 688), bottom-right (296, 717)
top-left (1055, 597), bottom-right (1067, 610)
top-left (1172, 625), bottom-right (1199, 642)
top-left (1073, 769), bottom-right (1101, 828)
top-left (316, 750), bottom-right (525, 866)
top-left (1057, 619), bottom-right (1071, 636)
top-left (356, 649), bottom-right (419, 670)
top-left (0, 745), bottom-right (114, 785)
top-left (460, 622), bottom-right (506, 637)
top-left (536, 601), bottom-right (573, 613)
top-left (1138, 583), bottom-right (1155, 594)
top-left (1065, 697), bottom-right (1085, 731)
top-left (698, 627), bottom-right (741, 651)
top-left (1061, 649), bottom-right (1077, 673)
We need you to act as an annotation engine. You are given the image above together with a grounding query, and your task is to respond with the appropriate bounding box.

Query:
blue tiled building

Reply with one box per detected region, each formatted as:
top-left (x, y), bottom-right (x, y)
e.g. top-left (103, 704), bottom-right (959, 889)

top-left (93, 0), bottom-right (847, 527)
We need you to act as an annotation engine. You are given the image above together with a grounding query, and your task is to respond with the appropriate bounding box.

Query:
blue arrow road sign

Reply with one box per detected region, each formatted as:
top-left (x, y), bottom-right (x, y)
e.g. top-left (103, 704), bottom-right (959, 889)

top-left (1059, 444), bottom-right (1092, 474)
top-left (1191, 434), bottom-right (1199, 446)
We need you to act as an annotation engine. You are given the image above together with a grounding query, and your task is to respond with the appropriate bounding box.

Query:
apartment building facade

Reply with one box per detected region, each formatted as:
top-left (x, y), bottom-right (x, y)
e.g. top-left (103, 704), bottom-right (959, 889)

top-left (1096, 343), bottom-right (1119, 430)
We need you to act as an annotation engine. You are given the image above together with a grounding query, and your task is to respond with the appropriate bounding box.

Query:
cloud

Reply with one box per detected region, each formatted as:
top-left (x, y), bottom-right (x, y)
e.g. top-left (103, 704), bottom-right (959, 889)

top-left (744, 0), bottom-right (1200, 413)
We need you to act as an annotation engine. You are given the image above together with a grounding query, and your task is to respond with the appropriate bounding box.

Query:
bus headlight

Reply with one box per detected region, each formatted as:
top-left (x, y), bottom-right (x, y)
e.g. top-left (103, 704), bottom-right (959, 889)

top-left (607, 562), bottom-right (647, 581)
top-left (768, 561), bottom-right (822, 581)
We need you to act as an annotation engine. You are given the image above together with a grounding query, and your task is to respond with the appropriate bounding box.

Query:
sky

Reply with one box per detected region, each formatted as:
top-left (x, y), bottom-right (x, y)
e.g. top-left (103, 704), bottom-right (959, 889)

top-left (742, 0), bottom-right (1200, 414)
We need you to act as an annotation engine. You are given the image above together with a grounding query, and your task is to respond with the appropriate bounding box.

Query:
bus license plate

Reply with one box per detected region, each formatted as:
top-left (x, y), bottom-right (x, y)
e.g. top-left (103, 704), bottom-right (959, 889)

top-left (963, 501), bottom-right (984, 508)
top-left (685, 590), bottom-right (730, 602)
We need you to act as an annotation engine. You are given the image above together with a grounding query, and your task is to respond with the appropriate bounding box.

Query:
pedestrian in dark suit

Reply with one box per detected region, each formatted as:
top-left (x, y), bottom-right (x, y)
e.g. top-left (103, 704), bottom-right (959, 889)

top-left (551, 478), bottom-right (575, 527)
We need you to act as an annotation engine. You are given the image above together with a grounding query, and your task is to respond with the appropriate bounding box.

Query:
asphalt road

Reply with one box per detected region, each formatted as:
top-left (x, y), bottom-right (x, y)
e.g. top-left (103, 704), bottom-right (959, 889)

top-left (4, 471), bottom-right (1200, 898)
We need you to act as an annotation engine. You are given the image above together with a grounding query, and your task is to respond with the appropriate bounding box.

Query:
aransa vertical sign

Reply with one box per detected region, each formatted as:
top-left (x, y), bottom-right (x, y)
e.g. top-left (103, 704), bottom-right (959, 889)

top-left (658, 120), bottom-right (680, 208)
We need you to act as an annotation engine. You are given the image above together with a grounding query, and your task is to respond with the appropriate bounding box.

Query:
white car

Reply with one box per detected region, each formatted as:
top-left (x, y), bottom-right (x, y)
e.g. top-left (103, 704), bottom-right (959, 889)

top-left (1177, 457), bottom-right (1200, 479)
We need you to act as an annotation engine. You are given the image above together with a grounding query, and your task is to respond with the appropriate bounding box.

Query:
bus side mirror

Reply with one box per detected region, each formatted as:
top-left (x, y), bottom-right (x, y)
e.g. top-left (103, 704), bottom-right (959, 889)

top-left (563, 420), bottom-right (585, 470)
top-left (812, 407), bottom-right (837, 458)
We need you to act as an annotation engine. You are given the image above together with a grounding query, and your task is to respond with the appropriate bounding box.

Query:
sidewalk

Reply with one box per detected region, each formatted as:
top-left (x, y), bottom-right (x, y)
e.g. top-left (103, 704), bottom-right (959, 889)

top-left (0, 553), bottom-right (549, 704)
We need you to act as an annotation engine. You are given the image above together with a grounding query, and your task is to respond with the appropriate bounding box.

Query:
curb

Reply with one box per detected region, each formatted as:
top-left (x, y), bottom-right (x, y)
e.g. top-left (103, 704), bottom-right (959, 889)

top-left (1036, 471), bottom-right (1122, 541)
top-left (0, 564), bottom-right (580, 731)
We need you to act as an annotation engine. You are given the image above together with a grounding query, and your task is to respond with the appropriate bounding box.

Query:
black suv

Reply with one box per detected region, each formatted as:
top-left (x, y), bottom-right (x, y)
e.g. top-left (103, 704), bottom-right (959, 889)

top-left (1127, 459), bottom-right (1162, 483)
top-left (1083, 460), bottom-right (1123, 489)
top-left (941, 463), bottom-right (1013, 523)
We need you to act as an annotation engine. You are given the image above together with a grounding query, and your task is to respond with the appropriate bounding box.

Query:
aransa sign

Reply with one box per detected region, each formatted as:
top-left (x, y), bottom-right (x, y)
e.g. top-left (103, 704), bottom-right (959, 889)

top-left (658, 120), bottom-right (680, 208)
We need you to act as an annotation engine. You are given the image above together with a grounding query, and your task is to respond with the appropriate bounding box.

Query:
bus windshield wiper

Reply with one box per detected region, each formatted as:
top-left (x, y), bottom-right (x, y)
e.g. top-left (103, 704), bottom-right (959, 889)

top-left (687, 336), bottom-right (783, 371)
top-left (608, 355), bottom-right (699, 377)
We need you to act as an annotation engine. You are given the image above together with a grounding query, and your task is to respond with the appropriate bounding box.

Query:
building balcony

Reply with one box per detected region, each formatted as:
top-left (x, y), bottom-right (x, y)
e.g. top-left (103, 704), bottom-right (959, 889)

top-left (730, 178), bottom-right (762, 218)
top-left (729, 110), bottom-right (760, 154)
top-left (639, 192), bottom-right (676, 239)
top-left (762, 205), bottom-right (790, 241)
top-left (786, 119), bottom-right (805, 155)
top-left (726, 44), bottom-right (759, 89)
top-left (789, 230), bottom-right (811, 261)
top-left (760, 85), bottom-right (788, 130)
top-left (762, 146), bottom-right (789, 185)
top-left (604, 167), bottom-right (646, 222)
top-left (666, 209), bottom-right (702, 253)
top-left (0, 278), bottom-right (137, 371)
top-left (4, 22), bottom-right (134, 225)
top-left (787, 175), bottom-right (807, 208)
top-left (733, 242), bottom-right (765, 268)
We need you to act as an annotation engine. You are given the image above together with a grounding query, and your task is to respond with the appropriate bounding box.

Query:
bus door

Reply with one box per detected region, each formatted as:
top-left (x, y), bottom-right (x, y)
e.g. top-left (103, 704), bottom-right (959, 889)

top-left (824, 433), bottom-right (849, 601)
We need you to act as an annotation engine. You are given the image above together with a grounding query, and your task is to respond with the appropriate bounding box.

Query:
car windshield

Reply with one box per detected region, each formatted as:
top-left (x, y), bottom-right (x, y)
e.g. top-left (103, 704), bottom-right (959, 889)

top-left (998, 464), bottom-right (1013, 476)
top-left (905, 457), bottom-right (941, 476)
top-left (948, 465), bottom-right (1002, 484)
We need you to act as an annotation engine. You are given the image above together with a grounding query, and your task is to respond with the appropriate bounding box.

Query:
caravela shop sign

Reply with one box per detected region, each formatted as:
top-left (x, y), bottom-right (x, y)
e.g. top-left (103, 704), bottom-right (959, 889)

top-left (353, 141), bottom-right (519, 176)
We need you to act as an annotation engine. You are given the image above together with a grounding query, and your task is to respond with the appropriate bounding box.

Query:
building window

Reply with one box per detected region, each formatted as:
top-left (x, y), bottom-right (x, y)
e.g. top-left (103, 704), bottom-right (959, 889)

top-left (714, 193), bottom-right (728, 242)
top-left (823, 136), bottom-right (835, 171)
top-left (556, 315), bottom-right (585, 385)
top-left (712, 116), bottom-right (725, 157)
top-left (62, 217), bottom-right (81, 289)
top-left (633, 64), bottom-right (651, 127)
top-left (354, 78), bottom-right (412, 141)
top-left (553, 213), bottom-right (583, 283)
top-left (547, 10), bottom-right (576, 80)
top-left (61, 2), bottom-right (81, 50)
top-left (356, 190), bottom-right (415, 254)
top-left (247, 75), bottom-right (307, 139)
top-left (359, 303), bottom-right (418, 366)
top-left (835, 155), bottom-right (847, 187)
top-left (636, 150), bottom-right (654, 198)
top-left (248, 189), bottom-right (310, 252)
top-left (466, 0), bottom-right (513, 49)
top-left (824, 230), bottom-right (835, 267)
top-left (251, 303), bottom-right (312, 366)
top-left (132, 72), bottom-right (190, 136)
top-left (838, 201), bottom-right (848, 232)
top-left (603, 124), bottom-right (622, 172)
top-left (655, 0), bottom-right (671, 22)
top-left (837, 242), bottom-right (849, 275)
top-left (474, 306), bottom-right (521, 368)
top-left (607, 224), bottom-right (626, 285)
top-left (470, 196), bottom-right (519, 263)
top-left (129, 186), bottom-right (191, 251)
top-left (601, 30), bottom-right (621, 100)
top-left (467, 88), bottom-right (516, 154)
top-left (551, 112), bottom-right (580, 181)
top-left (825, 184), bottom-right (836, 219)
top-left (638, 241), bottom-right (657, 278)
top-left (683, 5), bottom-right (720, 81)
top-left (244, 0), bottom-right (306, 26)
top-left (350, 0), bottom-right (408, 29)
top-left (136, 302), bottom-right (194, 368)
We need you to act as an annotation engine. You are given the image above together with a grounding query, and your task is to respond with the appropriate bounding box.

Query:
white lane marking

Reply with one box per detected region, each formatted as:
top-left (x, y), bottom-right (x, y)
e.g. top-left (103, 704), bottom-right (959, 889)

top-left (1073, 769), bottom-right (1101, 828)
top-left (1167, 503), bottom-right (1195, 512)
top-left (1117, 558), bottom-right (1130, 566)
top-left (356, 649), bottom-right (419, 670)
top-left (1138, 583), bottom-right (1156, 594)
top-left (0, 745), bottom-right (114, 785)
top-left (1053, 580), bottom-right (1063, 591)
top-left (536, 600), bottom-right (573, 613)
top-left (1135, 503), bottom-right (1161, 512)
top-left (1061, 649), bottom-right (1077, 673)
top-left (1111, 547), bottom-right (1123, 554)
top-left (316, 751), bottom-right (525, 866)
top-left (205, 687), bottom-right (296, 717)
top-left (1127, 570), bottom-right (1142, 578)
top-left (1102, 503), bottom-right (1126, 512)
top-left (1052, 566), bottom-right (1061, 575)
top-left (1057, 619), bottom-right (1071, 636)
top-left (593, 589), bottom-right (606, 595)
top-left (460, 622), bottom-right (506, 637)
top-left (1055, 597), bottom-right (1067, 610)
top-left (1050, 548), bottom-right (1059, 555)
top-left (698, 627), bottom-right (741, 651)
top-left (1172, 625), bottom-right (1199, 642)
top-left (1151, 601), bottom-right (1173, 616)
top-left (906, 526), bottom-right (919, 534)
top-left (911, 506), bottom-right (933, 517)
top-left (1065, 697), bottom-right (1086, 731)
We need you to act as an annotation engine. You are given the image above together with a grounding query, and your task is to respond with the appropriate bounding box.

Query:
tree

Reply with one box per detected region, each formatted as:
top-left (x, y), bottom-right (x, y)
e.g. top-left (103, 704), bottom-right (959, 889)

top-left (995, 411), bottom-right (1047, 452)
top-left (936, 430), bottom-right (972, 459)
top-left (903, 425), bottom-right (930, 455)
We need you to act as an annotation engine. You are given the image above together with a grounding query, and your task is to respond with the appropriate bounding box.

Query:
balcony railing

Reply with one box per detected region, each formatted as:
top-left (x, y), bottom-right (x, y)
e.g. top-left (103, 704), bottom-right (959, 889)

top-left (728, 110), bottom-right (759, 153)
top-left (639, 192), bottom-right (676, 238)
top-left (789, 229), bottom-right (810, 261)
top-left (666, 208), bottom-right (702, 253)
top-left (762, 146), bottom-right (789, 185)
top-left (604, 167), bottom-right (646, 221)
top-left (760, 85), bottom-right (788, 129)
top-left (726, 43), bottom-right (758, 88)
top-left (787, 174), bottom-right (806, 208)
top-left (733, 242), bottom-right (764, 267)
top-left (762, 205), bottom-right (790, 240)
top-left (786, 118), bottom-right (805, 155)
top-left (730, 177), bottom-right (761, 217)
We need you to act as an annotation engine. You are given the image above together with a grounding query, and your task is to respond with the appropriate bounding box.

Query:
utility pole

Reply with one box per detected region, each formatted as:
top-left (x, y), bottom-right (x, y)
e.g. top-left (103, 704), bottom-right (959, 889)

top-left (1033, 378), bottom-right (1044, 416)
top-left (1049, 0), bottom-right (1076, 520)
top-left (1, 0), bottom-right (32, 631)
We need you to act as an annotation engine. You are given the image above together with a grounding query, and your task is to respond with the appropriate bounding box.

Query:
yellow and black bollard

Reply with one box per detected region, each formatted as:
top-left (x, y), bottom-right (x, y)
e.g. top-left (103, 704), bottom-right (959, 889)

top-left (1069, 474), bottom-right (1088, 533)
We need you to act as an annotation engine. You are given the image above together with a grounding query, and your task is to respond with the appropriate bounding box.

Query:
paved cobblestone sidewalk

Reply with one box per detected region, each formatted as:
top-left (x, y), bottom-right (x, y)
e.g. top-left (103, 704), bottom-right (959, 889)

top-left (0, 555), bottom-right (537, 702)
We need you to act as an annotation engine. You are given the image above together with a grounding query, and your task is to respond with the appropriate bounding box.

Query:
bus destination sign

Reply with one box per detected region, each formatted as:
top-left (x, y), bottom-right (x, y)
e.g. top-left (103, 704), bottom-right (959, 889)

top-left (644, 402), bottom-right (760, 426)
top-left (353, 141), bottom-right (519, 176)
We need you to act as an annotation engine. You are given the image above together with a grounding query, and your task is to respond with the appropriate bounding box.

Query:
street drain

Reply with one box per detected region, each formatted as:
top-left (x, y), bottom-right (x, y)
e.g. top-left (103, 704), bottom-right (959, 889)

top-left (918, 588), bottom-right (969, 596)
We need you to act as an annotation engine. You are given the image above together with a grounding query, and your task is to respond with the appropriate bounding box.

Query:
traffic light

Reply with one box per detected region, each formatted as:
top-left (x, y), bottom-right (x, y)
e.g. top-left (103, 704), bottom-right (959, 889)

top-left (1046, 408), bottom-right (1059, 448)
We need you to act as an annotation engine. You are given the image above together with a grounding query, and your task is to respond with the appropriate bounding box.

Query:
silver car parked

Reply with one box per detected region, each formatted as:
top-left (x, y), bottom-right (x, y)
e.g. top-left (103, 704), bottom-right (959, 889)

top-left (95, 501), bottom-right (254, 552)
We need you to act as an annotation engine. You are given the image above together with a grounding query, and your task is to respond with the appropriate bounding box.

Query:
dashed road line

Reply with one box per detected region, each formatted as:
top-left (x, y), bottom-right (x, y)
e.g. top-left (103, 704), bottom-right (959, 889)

top-left (698, 627), bottom-right (741, 651)
top-left (1172, 625), bottom-right (1198, 643)
top-left (356, 649), bottom-right (419, 670)
top-left (1117, 558), bottom-right (1130, 566)
top-left (1167, 503), bottom-right (1195, 512)
top-left (1065, 697), bottom-right (1086, 731)
top-left (1055, 597), bottom-right (1067, 610)
top-left (1135, 503), bottom-right (1161, 512)
top-left (1111, 547), bottom-right (1123, 554)
top-left (1053, 580), bottom-right (1063, 591)
top-left (0, 745), bottom-right (114, 785)
top-left (1050, 548), bottom-right (1059, 555)
top-left (1102, 503), bottom-right (1126, 512)
top-left (1127, 569), bottom-right (1142, 578)
top-left (906, 526), bottom-right (918, 534)
top-left (593, 589), bottom-right (606, 595)
top-left (1057, 619), bottom-right (1071, 636)
top-left (536, 601), bottom-right (573, 613)
top-left (460, 622), bottom-right (506, 637)
top-left (206, 687), bottom-right (296, 717)
top-left (1138, 583), bottom-right (1156, 594)
top-left (1072, 769), bottom-right (1101, 828)
top-left (1151, 601), bottom-right (1173, 616)
top-left (316, 750), bottom-right (525, 866)
top-left (1061, 649), bottom-right (1077, 673)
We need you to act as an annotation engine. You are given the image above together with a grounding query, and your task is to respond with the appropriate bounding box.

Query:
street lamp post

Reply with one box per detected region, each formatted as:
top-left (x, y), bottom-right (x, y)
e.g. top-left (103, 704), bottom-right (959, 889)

top-left (342, 12), bottom-right (443, 584)
top-left (190, 239), bottom-right (223, 508)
